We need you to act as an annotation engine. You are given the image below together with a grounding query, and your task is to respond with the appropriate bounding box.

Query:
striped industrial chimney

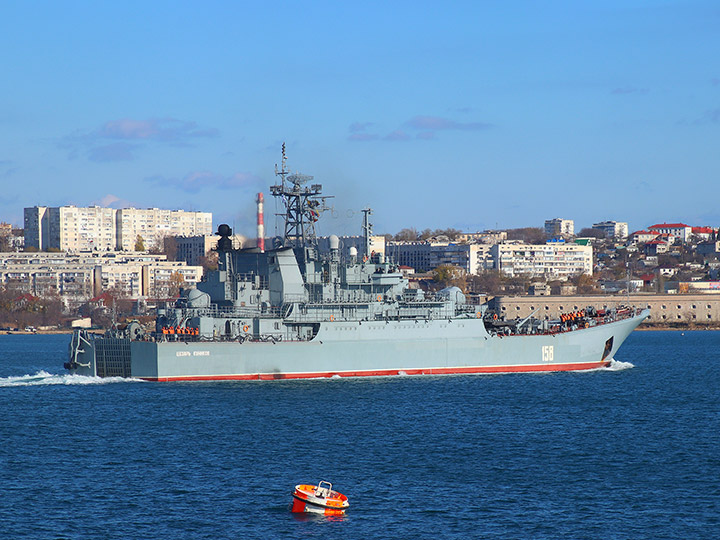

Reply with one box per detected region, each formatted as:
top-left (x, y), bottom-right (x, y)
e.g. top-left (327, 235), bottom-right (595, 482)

top-left (257, 192), bottom-right (265, 252)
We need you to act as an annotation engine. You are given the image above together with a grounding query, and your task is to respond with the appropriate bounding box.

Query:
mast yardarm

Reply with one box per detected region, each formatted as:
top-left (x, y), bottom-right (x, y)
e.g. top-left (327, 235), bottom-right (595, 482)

top-left (270, 143), bottom-right (332, 247)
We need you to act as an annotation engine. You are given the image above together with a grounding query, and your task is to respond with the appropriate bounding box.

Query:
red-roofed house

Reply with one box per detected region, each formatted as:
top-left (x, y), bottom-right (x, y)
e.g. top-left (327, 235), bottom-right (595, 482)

top-left (629, 230), bottom-right (661, 243)
top-left (648, 223), bottom-right (691, 242)
top-left (639, 273), bottom-right (656, 287)
top-left (88, 292), bottom-right (115, 309)
top-left (644, 239), bottom-right (668, 255)
top-left (692, 226), bottom-right (715, 241)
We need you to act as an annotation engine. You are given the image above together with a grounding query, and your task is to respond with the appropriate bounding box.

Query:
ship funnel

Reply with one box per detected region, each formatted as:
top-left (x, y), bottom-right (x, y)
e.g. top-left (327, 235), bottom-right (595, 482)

top-left (257, 192), bottom-right (265, 253)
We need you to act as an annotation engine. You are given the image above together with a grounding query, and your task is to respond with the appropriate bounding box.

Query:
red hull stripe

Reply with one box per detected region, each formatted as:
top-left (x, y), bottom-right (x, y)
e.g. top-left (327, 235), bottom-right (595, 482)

top-left (143, 361), bottom-right (611, 382)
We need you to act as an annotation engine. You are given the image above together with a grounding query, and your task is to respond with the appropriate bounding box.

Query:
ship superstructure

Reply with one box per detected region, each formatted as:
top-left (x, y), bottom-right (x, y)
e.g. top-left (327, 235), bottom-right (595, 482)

top-left (66, 147), bottom-right (649, 381)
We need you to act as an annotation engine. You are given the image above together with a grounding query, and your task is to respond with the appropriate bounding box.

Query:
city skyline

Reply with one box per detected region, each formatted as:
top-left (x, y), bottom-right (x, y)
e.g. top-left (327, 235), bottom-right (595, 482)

top-left (2, 1), bottom-right (719, 238)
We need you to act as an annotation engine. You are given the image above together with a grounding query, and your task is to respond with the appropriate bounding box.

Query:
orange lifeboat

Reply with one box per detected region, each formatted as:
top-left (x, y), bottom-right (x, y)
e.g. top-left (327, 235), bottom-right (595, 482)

top-left (291, 481), bottom-right (349, 515)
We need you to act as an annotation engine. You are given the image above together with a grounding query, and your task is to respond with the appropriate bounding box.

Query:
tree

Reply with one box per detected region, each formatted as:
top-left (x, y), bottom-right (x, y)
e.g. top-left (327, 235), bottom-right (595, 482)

top-left (419, 228), bottom-right (463, 242)
top-left (468, 271), bottom-right (503, 295)
top-left (106, 285), bottom-right (135, 315)
top-left (38, 291), bottom-right (64, 326)
top-left (394, 228), bottom-right (419, 242)
top-left (198, 250), bottom-right (218, 272)
top-left (90, 306), bottom-right (114, 329)
top-left (503, 275), bottom-right (531, 295)
top-left (431, 265), bottom-right (466, 291)
top-left (440, 228), bottom-right (462, 241)
top-left (578, 228), bottom-right (606, 239)
top-left (168, 271), bottom-right (186, 298)
top-left (656, 273), bottom-right (666, 293)
top-left (134, 235), bottom-right (145, 251)
top-left (506, 227), bottom-right (546, 244)
top-left (574, 273), bottom-right (599, 294)
top-left (0, 286), bottom-right (67, 329)
top-left (419, 228), bottom-right (434, 241)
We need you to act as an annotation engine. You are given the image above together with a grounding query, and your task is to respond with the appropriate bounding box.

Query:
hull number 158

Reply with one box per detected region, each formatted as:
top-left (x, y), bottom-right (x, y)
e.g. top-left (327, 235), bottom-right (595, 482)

top-left (542, 345), bottom-right (554, 362)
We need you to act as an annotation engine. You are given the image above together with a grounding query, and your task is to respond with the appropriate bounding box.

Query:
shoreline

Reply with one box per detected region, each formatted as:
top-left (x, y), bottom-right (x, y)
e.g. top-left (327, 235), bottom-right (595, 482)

top-left (635, 325), bottom-right (720, 331)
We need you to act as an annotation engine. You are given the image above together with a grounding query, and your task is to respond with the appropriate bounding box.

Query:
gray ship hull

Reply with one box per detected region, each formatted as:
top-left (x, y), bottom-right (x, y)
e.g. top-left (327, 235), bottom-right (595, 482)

top-left (71, 310), bottom-right (649, 381)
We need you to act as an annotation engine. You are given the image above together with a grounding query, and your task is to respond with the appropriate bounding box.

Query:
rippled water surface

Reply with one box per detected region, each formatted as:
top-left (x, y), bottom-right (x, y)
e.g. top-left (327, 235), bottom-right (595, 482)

top-left (1, 331), bottom-right (718, 539)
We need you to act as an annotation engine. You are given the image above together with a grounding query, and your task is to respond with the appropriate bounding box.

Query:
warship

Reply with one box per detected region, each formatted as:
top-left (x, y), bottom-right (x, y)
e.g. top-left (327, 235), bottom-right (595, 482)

top-left (65, 147), bottom-right (649, 381)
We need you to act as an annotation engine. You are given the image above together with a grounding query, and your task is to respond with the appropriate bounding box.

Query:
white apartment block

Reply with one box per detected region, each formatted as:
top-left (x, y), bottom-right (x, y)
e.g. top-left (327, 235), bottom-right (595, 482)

top-left (387, 242), bottom-right (492, 274)
top-left (24, 206), bottom-right (117, 251)
top-left (23, 207), bottom-right (46, 251)
top-left (592, 220), bottom-right (628, 239)
top-left (544, 218), bottom-right (575, 238)
top-left (98, 261), bottom-right (203, 298)
top-left (116, 208), bottom-right (212, 251)
top-left (490, 241), bottom-right (592, 278)
top-left (24, 206), bottom-right (212, 252)
top-left (0, 251), bottom-right (202, 304)
top-left (388, 240), bottom-right (590, 279)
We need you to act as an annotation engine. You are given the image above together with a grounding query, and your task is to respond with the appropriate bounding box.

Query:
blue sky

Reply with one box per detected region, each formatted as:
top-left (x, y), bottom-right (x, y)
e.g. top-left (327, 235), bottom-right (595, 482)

top-left (1, 1), bottom-right (719, 238)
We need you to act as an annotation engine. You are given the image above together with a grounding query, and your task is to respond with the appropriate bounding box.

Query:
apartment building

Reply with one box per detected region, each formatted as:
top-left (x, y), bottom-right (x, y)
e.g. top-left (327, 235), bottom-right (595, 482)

top-left (24, 206), bottom-right (212, 252)
top-left (387, 242), bottom-right (492, 274)
top-left (0, 251), bottom-right (202, 305)
top-left (116, 208), bottom-right (212, 251)
top-left (387, 239), bottom-right (591, 279)
top-left (490, 241), bottom-right (592, 278)
top-left (544, 218), bottom-right (574, 238)
top-left (96, 261), bottom-right (203, 298)
top-left (592, 220), bottom-right (629, 239)
top-left (648, 223), bottom-right (692, 243)
top-left (24, 206), bottom-right (117, 251)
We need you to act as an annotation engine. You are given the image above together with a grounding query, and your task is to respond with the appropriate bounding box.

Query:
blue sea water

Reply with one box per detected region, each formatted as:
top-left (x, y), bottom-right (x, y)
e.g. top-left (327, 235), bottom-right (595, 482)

top-left (0, 331), bottom-right (718, 539)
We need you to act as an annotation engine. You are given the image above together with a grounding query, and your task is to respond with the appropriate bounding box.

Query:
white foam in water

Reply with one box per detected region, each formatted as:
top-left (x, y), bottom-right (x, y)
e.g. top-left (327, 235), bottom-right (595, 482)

top-left (587, 358), bottom-right (634, 372)
top-left (605, 359), bottom-right (635, 371)
top-left (0, 370), bottom-right (143, 387)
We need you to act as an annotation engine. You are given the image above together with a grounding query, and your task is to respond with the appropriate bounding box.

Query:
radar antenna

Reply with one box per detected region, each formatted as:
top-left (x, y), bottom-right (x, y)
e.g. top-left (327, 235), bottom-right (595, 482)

top-left (270, 143), bottom-right (333, 247)
top-left (362, 207), bottom-right (373, 257)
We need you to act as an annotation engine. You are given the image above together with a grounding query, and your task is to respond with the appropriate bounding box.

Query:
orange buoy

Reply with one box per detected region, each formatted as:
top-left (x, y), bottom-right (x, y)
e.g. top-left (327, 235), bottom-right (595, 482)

top-left (291, 481), bottom-right (349, 515)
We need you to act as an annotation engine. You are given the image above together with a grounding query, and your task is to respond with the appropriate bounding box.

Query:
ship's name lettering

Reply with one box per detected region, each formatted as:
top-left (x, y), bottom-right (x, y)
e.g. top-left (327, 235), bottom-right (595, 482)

top-left (175, 351), bottom-right (210, 357)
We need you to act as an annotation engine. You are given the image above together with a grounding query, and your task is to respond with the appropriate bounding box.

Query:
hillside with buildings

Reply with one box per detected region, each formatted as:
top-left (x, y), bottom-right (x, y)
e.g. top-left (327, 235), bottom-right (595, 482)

top-left (2, 205), bottom-right (720, 330)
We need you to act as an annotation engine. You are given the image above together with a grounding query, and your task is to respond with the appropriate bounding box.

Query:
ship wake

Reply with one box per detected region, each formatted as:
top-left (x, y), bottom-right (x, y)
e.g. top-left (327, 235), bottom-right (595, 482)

top-left (0, 370), bottom-right (143, 387)
top-left (594, 359), bottom-right (634, 372)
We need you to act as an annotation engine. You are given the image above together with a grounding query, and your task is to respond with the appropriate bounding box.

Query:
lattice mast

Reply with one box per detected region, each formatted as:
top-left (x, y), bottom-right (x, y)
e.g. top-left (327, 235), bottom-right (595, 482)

top-left (270, 143), bottom-right (332, 247)
top-left (361, 207), bottom-right (373, 257)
